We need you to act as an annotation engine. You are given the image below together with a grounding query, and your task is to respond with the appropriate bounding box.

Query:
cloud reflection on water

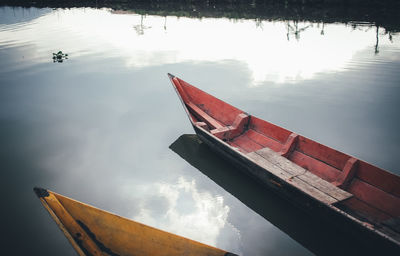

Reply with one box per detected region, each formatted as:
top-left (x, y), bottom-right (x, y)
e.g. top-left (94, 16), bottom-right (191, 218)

top-left (132, 177), bottom-right (232, 247)
top-left (1, 6), bottom-right (399, 255)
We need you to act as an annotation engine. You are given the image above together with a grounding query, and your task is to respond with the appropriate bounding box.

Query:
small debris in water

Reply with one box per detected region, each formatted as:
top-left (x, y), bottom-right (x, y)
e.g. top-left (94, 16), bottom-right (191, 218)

top-left (52, 51), bottom-right (68, 63)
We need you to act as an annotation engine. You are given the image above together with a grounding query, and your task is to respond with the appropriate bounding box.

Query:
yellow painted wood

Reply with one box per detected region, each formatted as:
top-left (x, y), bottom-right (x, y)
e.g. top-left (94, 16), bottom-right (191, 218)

top-left (37, 195), bottom-right (87, 256)
top-left (39, 192), bottom-right (105, 256)
top-left (36, 188), bottom-right (232, 256)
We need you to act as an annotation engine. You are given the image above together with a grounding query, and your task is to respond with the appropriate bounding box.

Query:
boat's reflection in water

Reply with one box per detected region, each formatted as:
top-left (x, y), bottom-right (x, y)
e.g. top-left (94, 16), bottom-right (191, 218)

top-left (170, 134), bottom-right (385, 255)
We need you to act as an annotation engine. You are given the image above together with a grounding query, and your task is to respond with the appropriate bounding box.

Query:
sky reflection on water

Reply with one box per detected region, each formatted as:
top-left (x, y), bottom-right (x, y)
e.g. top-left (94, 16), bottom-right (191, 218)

top-left (1, 7), bottom-right (398, 84)
top-left (0, 6), bottom-right (399, 256)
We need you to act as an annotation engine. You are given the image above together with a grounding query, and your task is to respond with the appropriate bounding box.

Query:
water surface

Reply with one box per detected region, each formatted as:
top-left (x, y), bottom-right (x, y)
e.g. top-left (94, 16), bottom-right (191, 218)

top-left (0, 6), bottom-right (399, 255)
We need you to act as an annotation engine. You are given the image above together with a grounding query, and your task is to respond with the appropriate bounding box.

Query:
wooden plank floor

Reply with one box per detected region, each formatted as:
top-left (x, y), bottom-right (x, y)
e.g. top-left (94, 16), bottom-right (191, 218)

top-left (247, 147), bottom-right (353, 205)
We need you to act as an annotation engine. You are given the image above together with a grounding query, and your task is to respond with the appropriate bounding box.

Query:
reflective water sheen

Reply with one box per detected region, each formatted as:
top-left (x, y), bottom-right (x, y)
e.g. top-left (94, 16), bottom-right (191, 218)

top-left (1, 6), bottom-right (399, 256)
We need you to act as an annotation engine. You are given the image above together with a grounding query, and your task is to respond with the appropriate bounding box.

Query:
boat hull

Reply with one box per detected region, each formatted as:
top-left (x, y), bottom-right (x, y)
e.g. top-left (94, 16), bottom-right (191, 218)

top-left (34, 187), bottom-right (237, 256)
top-left (168, 73), bottom-right (400, 253)
top-left (193, 123), bottom-right (400, 253)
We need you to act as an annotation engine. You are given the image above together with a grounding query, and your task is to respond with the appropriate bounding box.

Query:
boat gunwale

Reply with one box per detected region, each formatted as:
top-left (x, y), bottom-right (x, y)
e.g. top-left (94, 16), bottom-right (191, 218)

top-left (193, 124), bottom-right (400, 248)
top-left (168, 73), bottom-right (400, 197)
top-left (35, 187), bottom-right (235, 256)
top-left (168, 73), bottom-right (400, 250)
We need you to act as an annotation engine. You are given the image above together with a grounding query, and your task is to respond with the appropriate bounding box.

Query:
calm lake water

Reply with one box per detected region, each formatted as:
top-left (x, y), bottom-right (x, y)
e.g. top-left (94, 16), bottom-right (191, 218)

top-left (1, 5), bottom-right (399, 256)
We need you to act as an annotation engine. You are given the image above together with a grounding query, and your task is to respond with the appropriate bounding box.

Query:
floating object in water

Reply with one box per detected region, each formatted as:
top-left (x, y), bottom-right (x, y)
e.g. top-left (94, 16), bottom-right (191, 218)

top-left (34, 187), bottom-right (236, 256)
top-left (168, 73), bottom-right (400, 251)
top-left (52, 51), bottom-right (68, 63)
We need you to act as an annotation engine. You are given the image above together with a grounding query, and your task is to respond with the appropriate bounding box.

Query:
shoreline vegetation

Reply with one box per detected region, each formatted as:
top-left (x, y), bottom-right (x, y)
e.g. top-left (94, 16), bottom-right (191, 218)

top-left (2, 0), bottom-right (399, 33)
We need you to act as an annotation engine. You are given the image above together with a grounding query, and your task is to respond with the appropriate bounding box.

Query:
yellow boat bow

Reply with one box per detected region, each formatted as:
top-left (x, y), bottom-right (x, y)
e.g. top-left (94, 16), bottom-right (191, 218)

top-left (34, 187), bottom-right (237, 256)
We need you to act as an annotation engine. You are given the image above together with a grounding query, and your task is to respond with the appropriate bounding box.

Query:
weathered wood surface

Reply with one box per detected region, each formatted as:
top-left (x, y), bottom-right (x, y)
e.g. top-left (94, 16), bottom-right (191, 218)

top-left (170, 74), bottom-right (400, 250)
top-left (247, 147), bottom-right (353, 205)
top-left (382, 217), bottom-right (400, 234)
top-left (186, 102), bottom-right (223, 129)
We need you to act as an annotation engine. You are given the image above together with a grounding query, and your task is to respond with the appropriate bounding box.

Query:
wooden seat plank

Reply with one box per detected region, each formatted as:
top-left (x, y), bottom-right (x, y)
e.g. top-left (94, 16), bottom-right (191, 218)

top-left (254, 147), bottom-right (305, 176)
top-left (186, 102), bottom-right (224, 129)
top-left (248, 147), bottom-right (353, 204)
top-left (300, 170), bottom-right (353, 202)
top-left (247, 152), bottom-right (338, 205)
top-left (247, 152), bottom-right (293, 180)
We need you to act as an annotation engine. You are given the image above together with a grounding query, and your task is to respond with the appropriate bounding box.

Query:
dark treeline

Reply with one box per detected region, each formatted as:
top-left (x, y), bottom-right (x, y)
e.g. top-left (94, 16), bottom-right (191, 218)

top-left (1, 0), bottom-right (399, 32)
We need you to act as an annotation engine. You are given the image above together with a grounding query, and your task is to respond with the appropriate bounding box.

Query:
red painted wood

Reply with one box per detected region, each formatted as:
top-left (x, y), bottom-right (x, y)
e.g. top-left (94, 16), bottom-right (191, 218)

top-left (232, 113), bottom-right (249, 128)
top-left (280, 133), bottom-right (299, 158)
top-left (171, 74), bottom-right (400, 227)
top-left (230, 134), bottom-right (264, 153)
top-left (289, 151), bottom-right (342, 183)
top-left (209, 114), bottom-right (249, 140)
top-left (347, 179), bottom-right (400, 217)
top-left (245, 129), bottom-right (282, 153)
top-left (296, 136), bottom-right (349, 170)
top-left (228, 113), bottom-right (249, 138)
top-left (356, 161), bottom-right (400, 198)
top-left (186, 102), bottom-right (224, 129)
top-left (176, 78), bottom-right (242, 126)
top-left (249, 116), bottom-right (292, 144)
top-left (210, 127), bottom-right (230, 140)
top-left (227, 141), bottom-right (248, 154)
top-left (341, 197), bottom-right (392, 223)
top-left (172, 77), bottom-right (191, 103)
top-left (195, 122), bottom-right (208, 130)
top-left (333, 157), bottom-right (358, 189)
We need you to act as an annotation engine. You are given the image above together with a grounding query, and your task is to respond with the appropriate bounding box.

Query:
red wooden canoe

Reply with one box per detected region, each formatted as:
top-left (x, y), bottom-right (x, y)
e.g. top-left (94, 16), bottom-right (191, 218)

top-left (168, 73), bottom-right (400, 251)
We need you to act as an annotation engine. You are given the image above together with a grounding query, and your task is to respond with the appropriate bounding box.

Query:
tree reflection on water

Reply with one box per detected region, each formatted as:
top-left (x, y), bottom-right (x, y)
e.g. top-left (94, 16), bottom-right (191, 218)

top-left (4, 0), bottom-right (398, 55)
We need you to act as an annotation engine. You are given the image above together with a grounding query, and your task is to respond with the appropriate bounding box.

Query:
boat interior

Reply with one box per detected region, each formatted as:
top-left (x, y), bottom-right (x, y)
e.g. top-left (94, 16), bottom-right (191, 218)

top-left (169, 74), bottom-right (400, 239)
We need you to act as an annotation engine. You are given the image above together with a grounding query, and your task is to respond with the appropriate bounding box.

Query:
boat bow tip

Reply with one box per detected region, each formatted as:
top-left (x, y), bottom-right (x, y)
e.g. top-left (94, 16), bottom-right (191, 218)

top-left (33, 187), bottom-right (49, 198)
top-left (167, 73), bottom-right (175, 79)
